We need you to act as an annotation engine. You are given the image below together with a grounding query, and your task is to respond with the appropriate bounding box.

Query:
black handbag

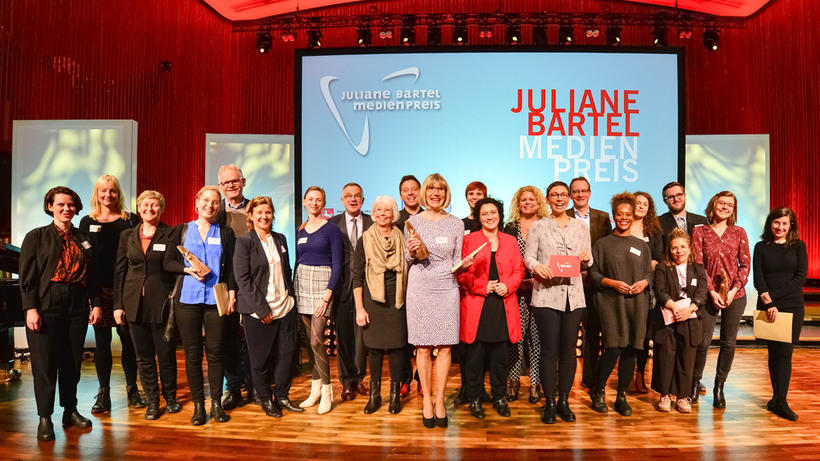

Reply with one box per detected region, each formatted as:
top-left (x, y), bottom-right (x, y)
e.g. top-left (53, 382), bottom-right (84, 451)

top-left (162, 223), bottom-right (188, 343)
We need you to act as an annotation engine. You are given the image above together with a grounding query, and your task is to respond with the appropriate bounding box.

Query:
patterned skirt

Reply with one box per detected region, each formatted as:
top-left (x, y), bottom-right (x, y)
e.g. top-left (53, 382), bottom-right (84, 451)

top-left (294, 264), bottom-right (332, 316)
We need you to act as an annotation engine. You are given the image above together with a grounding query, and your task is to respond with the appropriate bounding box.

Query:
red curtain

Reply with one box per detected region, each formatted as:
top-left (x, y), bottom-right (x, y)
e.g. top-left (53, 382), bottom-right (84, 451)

top-left (1, 0), bottom-right (817, 277)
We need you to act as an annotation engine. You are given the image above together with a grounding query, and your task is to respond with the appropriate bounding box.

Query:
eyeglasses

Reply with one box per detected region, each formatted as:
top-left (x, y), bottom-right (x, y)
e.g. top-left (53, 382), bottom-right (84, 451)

top-left (716, 200), bottom-right (735, 209)
top-left (219, 179), bottom-right (243, 187)
top-left (548, 193), bottom-right (569, 199)
top-left (664, 193), bottom-right (685, 202)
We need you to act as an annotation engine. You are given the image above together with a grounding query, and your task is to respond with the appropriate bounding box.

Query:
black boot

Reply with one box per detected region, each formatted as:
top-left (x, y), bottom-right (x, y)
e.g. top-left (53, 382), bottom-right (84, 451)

top-left (773, 398), bottom-right (798, 421)
top-left (91, 387), bottom-right (111, 414)
top-left (388, 381), bottom-right (402, 414)
top-left (713, 378), bottom-right (726, 409)
top-left (492, 398), bottom-right (511, 417)
top-left (557, 393), bottom-right (576, 422)
top-left (191, 402), bottom-right (207, 426)
top-left (261, 399), bottom-right (283, 418)
top-left (37, 417), bottom-right (55, 441)
top-left (62, 410), bottom-right (92, 428)
top-left (221, 388), bottom-right (242, 410)
top-left (540, 394), bottom-right (556, 424)
top-left (211, 399), bottom-right (230, 423)
top-left (590, 388), bottom-right (608, 414)
top-left (469, 398), bottom-right (485, 419)
top-left (144, 401), bottom-right (161, 420)
top-left (165, 396), bottom-right (182, 414)
top-left (276, 396), bottom-right (305, 413)
top-left (364, 380), bottom-right (382, 414)
top-left (127, 385), bottom-right (147, 408)
top-left (614, 390), bottom-right (632, 416)
top-left (690, 379), bottom-right (701, 404)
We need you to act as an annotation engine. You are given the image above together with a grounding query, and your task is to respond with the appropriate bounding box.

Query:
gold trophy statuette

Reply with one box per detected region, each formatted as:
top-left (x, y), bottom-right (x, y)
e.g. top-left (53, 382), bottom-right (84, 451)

top-left (718, 268), bottom-right (730, 302)
top-left (177, 245), bottom-right (212, 277)
top-left (405, 221), bottom-right (430, 260)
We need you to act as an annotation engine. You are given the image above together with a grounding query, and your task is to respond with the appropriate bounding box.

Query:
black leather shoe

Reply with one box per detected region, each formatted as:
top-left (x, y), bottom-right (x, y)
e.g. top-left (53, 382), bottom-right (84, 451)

top-left (713, 379), bottom-right (726, 409)
top-left (388, 381), bottom-right (402, 414)
top-left (144, 402), bottom-right (161, 420)
top-left (590, 388), bottom-right (608, 414)
top-left (62, 410), bottom-right (92, 428)
top-left (435, 414), bottom-right (448, 428)
top-left (191, 402), bottom-right (207, 426)
top-left (210, 400), bottom-right (230, 423)
top-left (506, 379), bottom-right (520, 402)
top-left (91, 387), bottom-right (111, 414)
top-left (766, 397), bottom-right (776, 412)
top-left (697, 380), bottom-right (707, 394)
top-left (493, 398), bottom-right (511, 417)
top-left (276, 397), bottom-right (305, 412)
top-left (127, 385), bottom-right (147, 408)
top-left (468, 398), bottom-right (485, 419)
top-left (221, 389), bottom-right (242, 411)
top-left (261, 399), bottom-right (283, 418)
top-left (37, 417), bottom-right (55, 441)
top-left (528, 385), bottom-right (543, 404)
top-left (541, 395), bottom-right (557, 424)
top-left (165, 397), bottom-right (182, 414)
top-left (453, 387), bottom-right (469, 406)
top-left (364, 380), bottom-right (382, 414)
top-left (247, 387), bottom-right (261, 406)
top-left (422, 414), bottom-right (435, 428)
top-left (557, 393), bottom-right (576, 422)
top-left (690, 381), bottom-right (700, 404)
top-left (341, 382), bottom-right (356, 401)
top-left (614, 391), bottom-right (632, 416)
top-left (774, 400), bottom-right (798, 421)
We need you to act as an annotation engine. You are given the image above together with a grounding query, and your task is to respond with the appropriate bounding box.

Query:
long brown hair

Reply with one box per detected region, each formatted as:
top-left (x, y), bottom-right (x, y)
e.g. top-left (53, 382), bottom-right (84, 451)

top-left (634, 191), bottom-right (661, 237)
top-left (705, 191), bottom-right (738, 226)
top-left (761, 207), bottom-right (800, 246)
top-left (299, 186), bottom-right (326, 231)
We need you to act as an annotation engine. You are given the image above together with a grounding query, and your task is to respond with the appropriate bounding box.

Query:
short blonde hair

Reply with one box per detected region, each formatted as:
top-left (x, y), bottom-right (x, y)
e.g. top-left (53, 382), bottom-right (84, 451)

top-left (508, 185), bottom-right (548, 222)
top-left (89, 174), bottom-right (129, 220)
top-left (217, 164), bottom-right (243, 182)
top-left (371, 196), bottom-right (400, 223)
top-left (196, 185), bottom-right (221, 202)
top-left (419, 173), bottom-right (451, 209)
top-left (136, 190), bottom-right (166, 212)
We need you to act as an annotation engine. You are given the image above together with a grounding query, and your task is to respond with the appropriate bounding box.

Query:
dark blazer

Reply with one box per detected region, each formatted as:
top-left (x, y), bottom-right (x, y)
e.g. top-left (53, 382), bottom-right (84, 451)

top-left (659, 211), bottom-right (708, 245)
top-left (163, 222), bottom-right (237, 301)
top-left (113, 222), bottom-right (176, 323)
top-left (652, 261), bottom-right (707, 343)
top-left (233, 230), bottom-right (294, 319)
top-left (567, 206), bottom-right (612, 246)
top-left (19, 224), bottom-right (100, 313)
top-left (329, 212), bottom-right (373, 301)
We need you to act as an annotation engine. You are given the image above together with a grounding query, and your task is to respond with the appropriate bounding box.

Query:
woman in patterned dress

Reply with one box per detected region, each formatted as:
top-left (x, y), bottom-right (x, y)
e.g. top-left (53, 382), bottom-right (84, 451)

top-left (405, 173), bottom-right (464, 428)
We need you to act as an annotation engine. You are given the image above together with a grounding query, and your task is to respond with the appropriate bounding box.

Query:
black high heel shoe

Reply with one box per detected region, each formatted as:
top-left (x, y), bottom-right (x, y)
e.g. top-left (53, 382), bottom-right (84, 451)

top-left (434, 402), bottom-right (448, 428)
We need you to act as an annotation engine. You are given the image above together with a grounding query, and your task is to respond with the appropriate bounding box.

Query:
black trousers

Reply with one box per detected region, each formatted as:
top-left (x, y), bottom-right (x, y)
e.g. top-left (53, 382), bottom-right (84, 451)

top-left (93, 288), bottom-right (138, 388)
top-left (693, 296), bottom-right (745, 383)
top-left (26, 283), bottom-right (88, 417)
top-left (128, 319), bottom-right (177, 404)
top-left (176, 303), bottom-right (225, 403)
top-left (595, 346), bottom-right (637, 392)
top-left (368, 348), bottom-right (404, 383)
top-left (534, 304), bottom-right (585, 396)
top-left (581, 287), bottom-right (602, 385)
top-left (334, 295), bottom-right (366, 384)
top-left (652, 320), bottom-right (698, 398)
top-left (222, 311), bottom-right (252, 391)
top-left (767, 305), bottom-right (804, 402)
top-left (242, 310), bottom-right (297, 401)
top-left (464, 340), bottom-right (508, 401)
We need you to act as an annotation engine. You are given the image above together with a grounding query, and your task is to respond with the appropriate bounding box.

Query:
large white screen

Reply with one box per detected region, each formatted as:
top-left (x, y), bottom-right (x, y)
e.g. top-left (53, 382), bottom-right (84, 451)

top-left (299, 49), bottom-right (681, 217)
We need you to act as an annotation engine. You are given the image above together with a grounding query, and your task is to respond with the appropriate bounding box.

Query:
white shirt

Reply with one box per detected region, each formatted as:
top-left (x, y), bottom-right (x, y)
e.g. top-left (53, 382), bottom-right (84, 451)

top-left (345, 212), bottom-right (363, 242)
top-left (252, 233), bottom-right (294, 320)
top-left (573, 208), bottom-right (591, 230)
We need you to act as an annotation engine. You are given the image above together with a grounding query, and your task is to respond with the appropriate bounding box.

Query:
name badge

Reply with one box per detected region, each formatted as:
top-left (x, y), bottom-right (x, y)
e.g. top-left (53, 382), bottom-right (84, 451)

top-left (207, 237), bottom-right (220, 245)
top-left (629, 247), bottom-right (641, 256)
top-left (693, 224), bottom-right (704, 229)
top-left (690, 278), bottom-right (698, 287)
top-left (435, 236), bottom-right (448, 244)
top-left (464, 230), bottom-right (471, 236)
top-left (89, 225), bottom-right (101, 233)
top-left (152, 243), bottom-right (166, 252)
top-left (297, 237), bottom-right (308, 245)
top-left (81, 240), bottom-right (92, 249)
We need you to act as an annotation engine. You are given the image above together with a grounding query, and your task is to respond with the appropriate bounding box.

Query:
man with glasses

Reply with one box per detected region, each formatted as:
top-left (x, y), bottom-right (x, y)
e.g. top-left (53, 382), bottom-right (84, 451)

top-left (216, 164), bottom-right (255, 409)
top-left (330, 183), bottom-right (373, 401)
top-left (567, 177), bottom-right (612, 389)
top-left (658, 181), bottom-right (708, 244)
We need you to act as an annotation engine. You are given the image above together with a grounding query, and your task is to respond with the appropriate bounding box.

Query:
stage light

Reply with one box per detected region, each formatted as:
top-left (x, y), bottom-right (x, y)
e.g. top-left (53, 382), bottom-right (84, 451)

top-left (280, 30), bottom-right (295, 42)
top-left (357, 25), bottom-right (371, 47)
top-left (559, 25), bottom-right (573, 45)
top-left (652, 25), bottom-right (668, 47)
top-left (401, 15), bottom-right (415, 46)
top-left (479, 21), bottom-right (493, 39)
top-left (453, 22), bottom-right (468, 45)
top-left (378, 27), bottom-right (393, 40)
top-left (427, 24), bottom-right (441, 46)
top-left (256, 31), bottom-right (272, 53)
top-left (678, 27), bottom-right (693, 40)
top-left (607, 26), bottom-right (622, 46)
top-left (585, 26), bottom-right (600, 38)
top-left (704, 29), bottom-right (720, 51)
top-left (308, 28), bottom-right (322, 49)
top-left (532, 25), bottom-right (547, 46)
top-left (506, 24), bottom-right (520, 45)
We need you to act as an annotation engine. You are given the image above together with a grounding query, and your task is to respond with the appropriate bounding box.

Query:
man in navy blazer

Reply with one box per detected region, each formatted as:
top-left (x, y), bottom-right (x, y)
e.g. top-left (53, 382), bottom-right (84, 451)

top-left (658, 181), bottom-right (709, 244)
top-left (329, 182), bottom-right (373, 401)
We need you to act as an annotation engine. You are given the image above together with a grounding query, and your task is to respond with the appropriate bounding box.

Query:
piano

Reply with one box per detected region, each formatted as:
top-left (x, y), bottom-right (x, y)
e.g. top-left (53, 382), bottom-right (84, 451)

top-left (0, 241), bottom-right (23, 383)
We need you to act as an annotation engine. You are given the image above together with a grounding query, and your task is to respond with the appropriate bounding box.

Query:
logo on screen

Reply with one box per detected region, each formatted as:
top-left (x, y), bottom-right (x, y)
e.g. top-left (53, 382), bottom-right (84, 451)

top-left (320, 67), bottom-right (441, 156)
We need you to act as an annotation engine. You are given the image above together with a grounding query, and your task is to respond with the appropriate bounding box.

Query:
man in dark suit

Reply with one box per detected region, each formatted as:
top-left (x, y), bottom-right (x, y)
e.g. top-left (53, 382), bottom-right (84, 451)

top-left (658, 181), bottom-right (709, 242)
top-left (567, 176), bottom-right (612, 388)
top-left (395, 175), bottom-right (423, 231)
top-left (329, 182), bottom-right (373, 400)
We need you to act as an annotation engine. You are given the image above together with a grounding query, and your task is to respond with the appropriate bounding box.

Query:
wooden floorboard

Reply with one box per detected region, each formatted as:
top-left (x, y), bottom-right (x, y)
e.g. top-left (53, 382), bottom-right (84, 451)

top-left (1, 347), bottom-right (819, 460)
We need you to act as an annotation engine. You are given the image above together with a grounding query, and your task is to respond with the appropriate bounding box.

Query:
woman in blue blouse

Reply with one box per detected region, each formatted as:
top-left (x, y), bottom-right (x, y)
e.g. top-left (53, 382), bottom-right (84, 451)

top-left (294, 186), bottom-right (343, 415)
top-left (164, 186), bottom-right (236, 426)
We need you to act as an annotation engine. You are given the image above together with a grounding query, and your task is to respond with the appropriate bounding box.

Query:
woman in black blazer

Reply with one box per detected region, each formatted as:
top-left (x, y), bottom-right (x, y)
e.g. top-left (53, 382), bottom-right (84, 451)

top-left (113, 190), bottom-right (180, 420)
top-left (20, 186), bottom-right (101, 441)
top-left (233, 196), bottom-right (302, 418)
top-left (163, 185), bottom-right (237, 425)
top-left (651, 228), bottom-right (707, 413)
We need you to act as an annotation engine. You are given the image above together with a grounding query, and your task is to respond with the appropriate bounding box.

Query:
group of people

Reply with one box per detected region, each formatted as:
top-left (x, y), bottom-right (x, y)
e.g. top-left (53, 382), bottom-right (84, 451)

top-left (19, 167), bottom-right (808, 442)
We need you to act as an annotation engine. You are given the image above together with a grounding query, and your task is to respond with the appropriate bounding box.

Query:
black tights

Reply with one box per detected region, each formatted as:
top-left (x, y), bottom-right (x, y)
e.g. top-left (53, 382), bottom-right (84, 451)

top-left (93, 324), bottom-right (138, 388)
top-left (368, 348), bottom-right (404, 383)
top-left (595, 346), bottom-right (637, 392)
top-left (767, 341), bottom-right (794, 401)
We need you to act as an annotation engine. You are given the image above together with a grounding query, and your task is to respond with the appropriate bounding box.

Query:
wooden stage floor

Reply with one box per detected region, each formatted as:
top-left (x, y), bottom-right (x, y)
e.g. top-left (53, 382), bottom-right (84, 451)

top-left (1, 347), bottom-right (819, 460)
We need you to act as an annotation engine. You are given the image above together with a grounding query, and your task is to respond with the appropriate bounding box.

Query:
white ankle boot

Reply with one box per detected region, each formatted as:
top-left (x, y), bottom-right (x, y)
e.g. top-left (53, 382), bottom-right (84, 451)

top-left (317, 383), bottom-right (333, 415)
top-left (300, 379), bottom-right (322, 408)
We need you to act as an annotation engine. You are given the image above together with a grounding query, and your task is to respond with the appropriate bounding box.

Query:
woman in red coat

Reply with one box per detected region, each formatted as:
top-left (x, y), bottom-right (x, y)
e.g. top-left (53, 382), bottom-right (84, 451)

top-left (458, 197), bottom-right (525, 419)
